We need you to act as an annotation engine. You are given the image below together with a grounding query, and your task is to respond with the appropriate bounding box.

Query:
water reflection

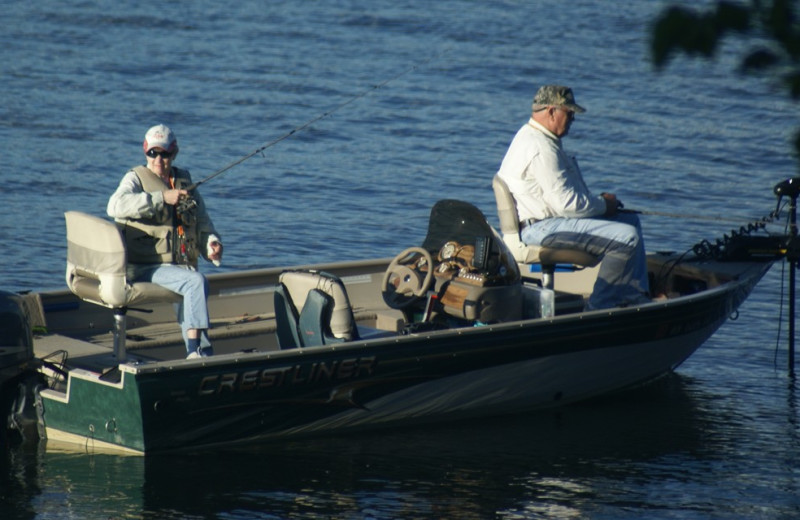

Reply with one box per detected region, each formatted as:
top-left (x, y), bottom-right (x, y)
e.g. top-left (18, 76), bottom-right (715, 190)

top-left (1, 447), bottom-right (42, 520)
top-left (1, 373), bottom-right (731, 519)
top-left (1, 444), bottom-right (147, 520)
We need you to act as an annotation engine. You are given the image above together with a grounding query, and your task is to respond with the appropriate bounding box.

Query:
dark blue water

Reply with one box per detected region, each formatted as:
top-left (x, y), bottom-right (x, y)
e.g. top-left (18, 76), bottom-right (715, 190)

top-left (3, 0), bottom-right (800, 518)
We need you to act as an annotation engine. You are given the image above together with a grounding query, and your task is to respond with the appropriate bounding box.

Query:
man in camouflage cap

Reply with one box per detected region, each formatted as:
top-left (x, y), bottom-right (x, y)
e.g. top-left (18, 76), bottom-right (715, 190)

top-left (532, 85), bottom-right (586, 115)
top-left (496, 85), bottom-right (651, 310)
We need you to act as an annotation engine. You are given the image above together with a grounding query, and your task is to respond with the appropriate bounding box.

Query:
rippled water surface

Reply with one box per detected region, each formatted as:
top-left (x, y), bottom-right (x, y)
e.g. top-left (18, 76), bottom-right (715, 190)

top-left (2, 0), bottom-right (800, 518)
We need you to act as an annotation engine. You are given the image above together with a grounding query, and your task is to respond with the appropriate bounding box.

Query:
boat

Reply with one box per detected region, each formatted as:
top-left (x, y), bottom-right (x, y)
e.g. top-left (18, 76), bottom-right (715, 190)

top-left (22, 179), bottom-right (794, 454)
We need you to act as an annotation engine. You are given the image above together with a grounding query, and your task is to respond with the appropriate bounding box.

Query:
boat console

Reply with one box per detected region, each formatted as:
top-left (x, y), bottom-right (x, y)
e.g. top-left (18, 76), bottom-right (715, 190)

top-left (381, 200), bottom-right (523, 325)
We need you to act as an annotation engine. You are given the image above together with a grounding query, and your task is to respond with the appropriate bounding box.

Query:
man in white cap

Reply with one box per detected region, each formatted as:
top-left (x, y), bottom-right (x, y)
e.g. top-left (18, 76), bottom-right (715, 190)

top-left (107, 124), bottom-right (223, 358)
top-left (496, 85), bottom-right (650, 310)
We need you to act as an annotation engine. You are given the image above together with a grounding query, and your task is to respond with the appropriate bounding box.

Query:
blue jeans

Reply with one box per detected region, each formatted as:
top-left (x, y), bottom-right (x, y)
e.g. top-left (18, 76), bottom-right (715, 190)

top-left (131, 264), bottom-right (212, 353)
top-left (520, 212), bottom-right (650, 310)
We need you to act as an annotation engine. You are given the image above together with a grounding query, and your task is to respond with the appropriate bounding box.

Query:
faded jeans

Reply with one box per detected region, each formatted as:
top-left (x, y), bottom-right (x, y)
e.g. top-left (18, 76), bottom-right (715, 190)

top-left (130, 263), bottom-right (212, 353)
top-left (520, 212), bottom-right (650, 310)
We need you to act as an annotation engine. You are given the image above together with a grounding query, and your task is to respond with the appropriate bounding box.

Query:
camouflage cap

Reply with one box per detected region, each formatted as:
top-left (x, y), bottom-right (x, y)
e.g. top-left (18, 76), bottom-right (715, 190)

top-left (532, 85), bottom-right (586, 113)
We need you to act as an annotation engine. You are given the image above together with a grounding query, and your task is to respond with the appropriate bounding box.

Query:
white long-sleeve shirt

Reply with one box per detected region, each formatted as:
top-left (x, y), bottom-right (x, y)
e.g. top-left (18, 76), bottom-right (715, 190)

top-left (496, 118), bottom-right (606, 222)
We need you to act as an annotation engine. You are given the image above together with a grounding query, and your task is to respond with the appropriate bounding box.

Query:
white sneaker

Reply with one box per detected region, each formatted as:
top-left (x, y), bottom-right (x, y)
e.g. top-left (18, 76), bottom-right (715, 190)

top-left (186, 351), bottom-right (201, 360)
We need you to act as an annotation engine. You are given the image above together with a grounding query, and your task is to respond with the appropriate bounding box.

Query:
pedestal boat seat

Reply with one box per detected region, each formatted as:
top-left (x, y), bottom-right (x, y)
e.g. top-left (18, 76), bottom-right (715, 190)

top-left (64, 211), bottom-right (181, 362)
top-left (491, 174), bottom-right (601, 290)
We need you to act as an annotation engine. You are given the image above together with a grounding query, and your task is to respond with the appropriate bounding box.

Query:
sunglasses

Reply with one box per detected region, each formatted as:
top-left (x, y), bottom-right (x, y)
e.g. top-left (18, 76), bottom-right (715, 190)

top-left (555, 106), bottom-right (575, 120)
top-left (146, 149), bottom-right (174, 159)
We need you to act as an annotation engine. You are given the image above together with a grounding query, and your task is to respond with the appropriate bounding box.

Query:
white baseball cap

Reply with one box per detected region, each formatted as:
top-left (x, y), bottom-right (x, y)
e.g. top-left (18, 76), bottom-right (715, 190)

top-left (143, 124), bottom-right (178, 153)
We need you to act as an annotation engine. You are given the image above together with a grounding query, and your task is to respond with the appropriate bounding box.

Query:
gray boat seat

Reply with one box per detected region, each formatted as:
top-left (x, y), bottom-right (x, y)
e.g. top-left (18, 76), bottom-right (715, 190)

top-left (274, 270), bottom-right (359, 349)
top-left (492, 174), bottom-right (600, 289)
top-left (64, 211), bottom-right (180, 362)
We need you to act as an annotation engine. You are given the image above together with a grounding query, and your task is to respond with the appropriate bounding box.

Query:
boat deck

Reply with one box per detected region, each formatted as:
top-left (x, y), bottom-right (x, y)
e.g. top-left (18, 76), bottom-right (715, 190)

top-left (31, 252), bottom-right (751, 391)
top-left (33, 252), bottom-right (742, 380)
top-left (39, 252), bottom-right (737, 384)
top-left (33, 305), bottom-right (409, 375)
top-left (32, 275), bottom-right (590, 381)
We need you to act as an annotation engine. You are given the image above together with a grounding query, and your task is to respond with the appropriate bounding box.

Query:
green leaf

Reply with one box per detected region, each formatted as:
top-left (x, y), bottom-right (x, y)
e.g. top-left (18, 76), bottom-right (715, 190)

top-left (784, 69), bottom-right (800, 99)
top-left (652, 3), bottom-right (753, 68)
top-left (741, 48), bottom-right (781, 70)
top-left (716, 2), bottom-right (751, 32)
top-left (794, 128), bottom-right (800, 159)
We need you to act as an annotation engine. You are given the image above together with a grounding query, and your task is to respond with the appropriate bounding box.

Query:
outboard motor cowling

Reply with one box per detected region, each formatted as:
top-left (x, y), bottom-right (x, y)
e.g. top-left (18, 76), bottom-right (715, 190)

top-left (0, 290), bottom-right (40, 447)
top-left (0, 290), bottom-right (34, 372)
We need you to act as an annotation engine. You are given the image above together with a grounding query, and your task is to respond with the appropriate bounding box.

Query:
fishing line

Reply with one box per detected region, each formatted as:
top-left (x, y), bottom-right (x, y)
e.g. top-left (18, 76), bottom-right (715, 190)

top-left (623, 208), bottom-right (759, 224)
top-left (187, 49), bottom-right (449, 191)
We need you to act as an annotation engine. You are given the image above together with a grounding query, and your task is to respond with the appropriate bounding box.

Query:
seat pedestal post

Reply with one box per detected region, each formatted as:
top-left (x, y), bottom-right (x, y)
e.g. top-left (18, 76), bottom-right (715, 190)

top-left (541, 266), bottom-right (555, 290)
top-left (113, 308), bottom-right (128, 363)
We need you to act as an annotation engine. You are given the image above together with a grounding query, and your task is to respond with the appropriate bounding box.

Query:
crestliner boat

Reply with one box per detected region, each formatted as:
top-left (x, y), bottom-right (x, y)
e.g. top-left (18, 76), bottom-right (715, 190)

top-left (11, 178), bottom-right (797, 454)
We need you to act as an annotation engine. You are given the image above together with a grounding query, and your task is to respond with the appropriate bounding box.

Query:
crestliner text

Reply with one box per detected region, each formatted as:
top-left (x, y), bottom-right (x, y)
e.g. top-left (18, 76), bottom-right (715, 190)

top-left (198, 356), bottom-right (377, 395)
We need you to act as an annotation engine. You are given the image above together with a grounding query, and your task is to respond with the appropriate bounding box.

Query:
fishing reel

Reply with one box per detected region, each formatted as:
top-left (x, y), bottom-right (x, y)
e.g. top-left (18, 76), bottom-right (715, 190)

top-left (176, 196), bottom-right (197, 226)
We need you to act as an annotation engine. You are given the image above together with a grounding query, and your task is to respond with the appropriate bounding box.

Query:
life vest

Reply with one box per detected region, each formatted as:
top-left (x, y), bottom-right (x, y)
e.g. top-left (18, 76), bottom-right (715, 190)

top-left (119, 166), bottom-right (200, 266)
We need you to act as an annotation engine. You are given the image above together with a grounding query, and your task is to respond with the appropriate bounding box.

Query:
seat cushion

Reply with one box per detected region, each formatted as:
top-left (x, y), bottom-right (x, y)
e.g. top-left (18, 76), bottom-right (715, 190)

top-left (538, 247), bottom-right (601, 268)
top-left (277, 270), bottom-right (357, 342)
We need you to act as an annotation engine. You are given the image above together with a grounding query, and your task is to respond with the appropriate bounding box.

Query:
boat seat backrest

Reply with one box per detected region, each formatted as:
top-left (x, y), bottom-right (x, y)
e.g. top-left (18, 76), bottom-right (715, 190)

top-left (274, 270), bottom-right (358, 349)
top-left (492, 174), bottom-right (543, 264)
top-left (491, 175), bottom-right (600, 270)
top-left (274, 283), bottom-right (303, 348)
top-left (64, 211), bottom-right (180, 309)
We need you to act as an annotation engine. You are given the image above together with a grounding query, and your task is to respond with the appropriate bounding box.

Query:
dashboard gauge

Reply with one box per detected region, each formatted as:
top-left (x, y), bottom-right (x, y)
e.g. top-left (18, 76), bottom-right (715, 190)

top-left (440, 241), bottom-right (459, 260)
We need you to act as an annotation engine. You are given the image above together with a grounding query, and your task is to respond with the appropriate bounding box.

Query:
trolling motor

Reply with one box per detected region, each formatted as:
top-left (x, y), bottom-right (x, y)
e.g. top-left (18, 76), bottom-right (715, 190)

top-left (774, 177), bottom-right (800, 377)
top-left (774, 176), bottom-right (800, 205)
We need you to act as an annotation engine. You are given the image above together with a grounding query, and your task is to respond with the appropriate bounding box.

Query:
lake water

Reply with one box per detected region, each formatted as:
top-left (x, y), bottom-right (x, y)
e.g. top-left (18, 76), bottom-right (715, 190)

top-left (2, 0), bottom-right (800, 518)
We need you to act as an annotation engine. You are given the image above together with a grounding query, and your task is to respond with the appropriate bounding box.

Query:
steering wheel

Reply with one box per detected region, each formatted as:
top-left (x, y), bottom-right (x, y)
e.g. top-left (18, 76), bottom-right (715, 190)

top-left (381, 247), bottom-right (435, 309)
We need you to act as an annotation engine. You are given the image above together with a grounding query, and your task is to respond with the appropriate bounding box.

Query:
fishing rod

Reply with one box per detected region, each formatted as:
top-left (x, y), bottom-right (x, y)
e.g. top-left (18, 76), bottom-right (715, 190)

top-left (622, 208), bottom-right (765, 224)
top-left (185, 50), bottom-right (448, 191)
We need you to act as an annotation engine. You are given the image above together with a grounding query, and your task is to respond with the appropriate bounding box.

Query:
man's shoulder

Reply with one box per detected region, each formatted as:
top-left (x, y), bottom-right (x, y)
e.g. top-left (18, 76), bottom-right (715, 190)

top-left (523, 123), bottom-right (557, 143)
top-left (117, 167), bottom-right (146, 186)
top-left (509, 124), bottom-right (553, 154)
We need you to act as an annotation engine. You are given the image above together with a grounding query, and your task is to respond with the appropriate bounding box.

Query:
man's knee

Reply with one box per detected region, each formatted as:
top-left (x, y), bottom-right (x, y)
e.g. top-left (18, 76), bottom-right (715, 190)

top-left (613, 223), bottom-right (641, 250)
top-left (626, 230), bottom-right (641, 249)
top-left (186, 270), bottom-right (209, 292)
